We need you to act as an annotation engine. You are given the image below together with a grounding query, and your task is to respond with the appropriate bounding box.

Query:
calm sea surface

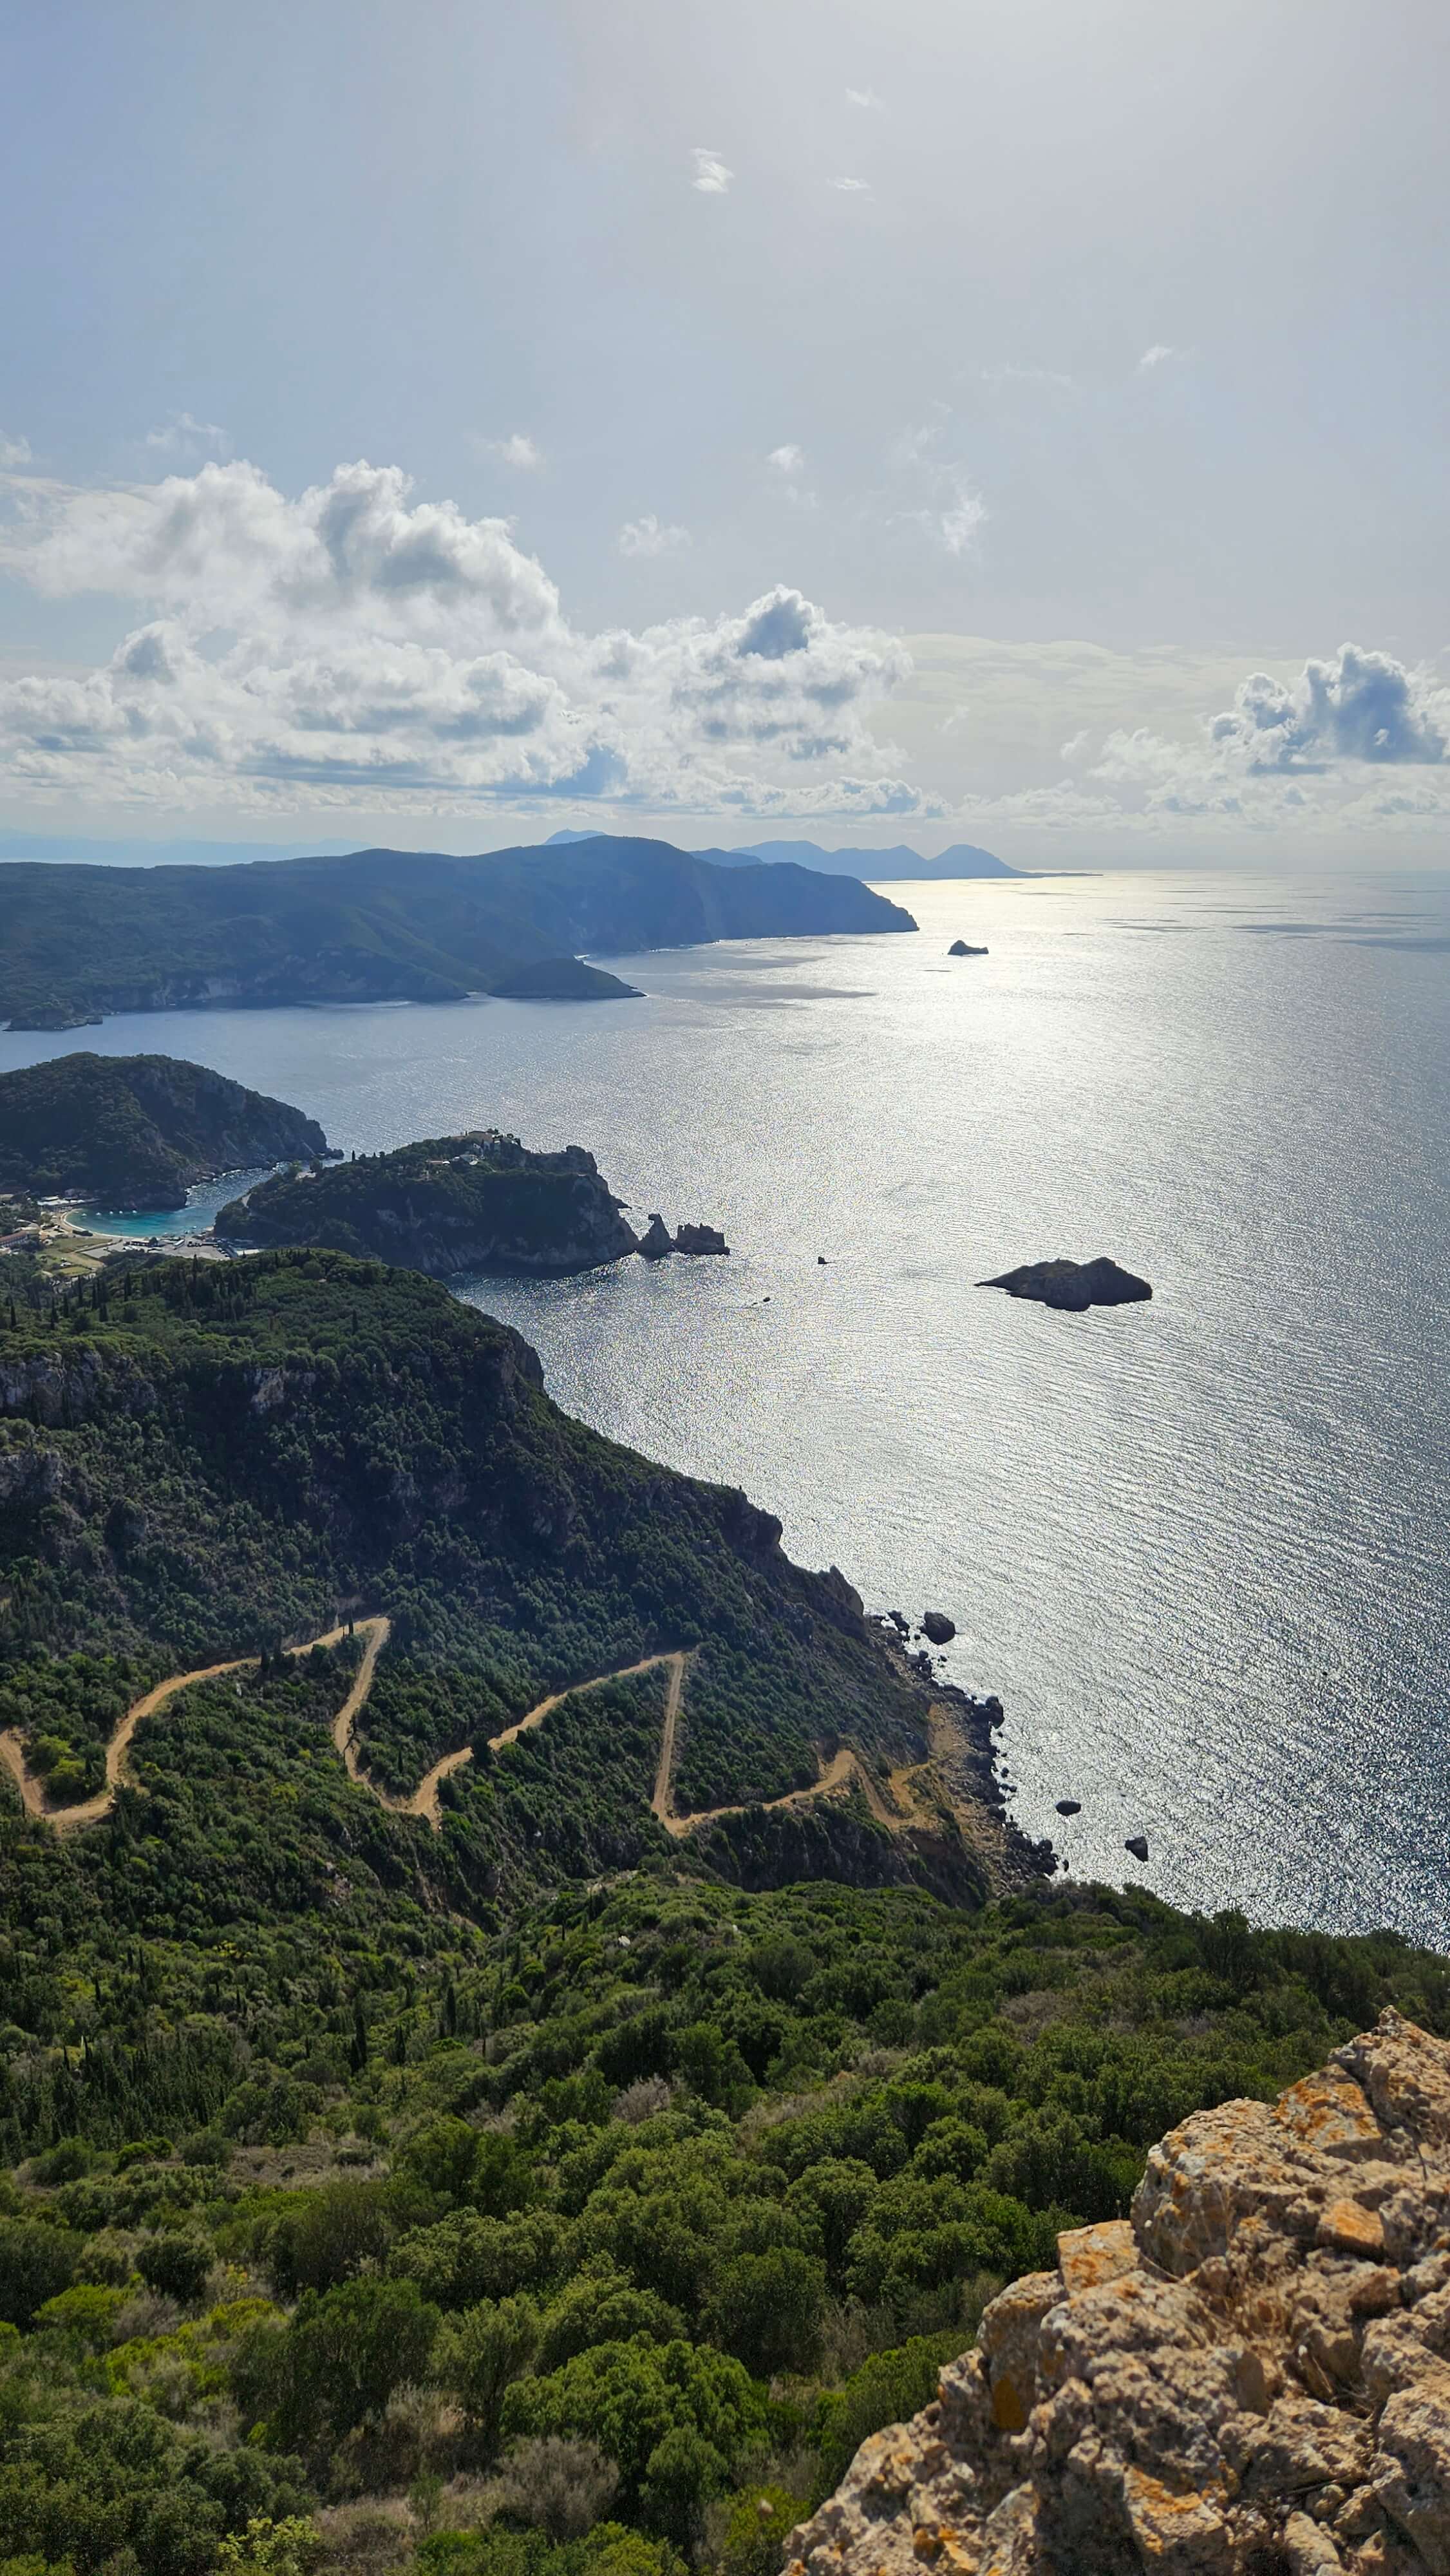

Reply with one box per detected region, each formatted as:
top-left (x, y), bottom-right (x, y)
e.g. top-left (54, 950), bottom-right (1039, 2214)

top-left (3, 869), bottom-right (1447, 1946)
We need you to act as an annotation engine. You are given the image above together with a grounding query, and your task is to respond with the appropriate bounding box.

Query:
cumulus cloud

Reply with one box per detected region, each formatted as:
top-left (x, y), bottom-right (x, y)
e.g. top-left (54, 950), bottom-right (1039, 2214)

top-left (691, 147), bottom-right (733, 194)
top-left (1208, 644), bottom-right (1449, 770)
top-left (767, 444), bottom-right (805, 475)
top-left (1137, 343), bottom-right (1188, 372)
top-left (1086, 642), bottom-right (1450, 828)
top-left (0, 455), bottom-right (922, 819)
top-left (0, 432), bottom-right (33, 470)
top-left (844, 86), bottom-right (884, 109)
top-left (831, 176), bottom-right (871, 193)
top-left (475, 431), bottom-right (542, 469)
top-left (617, 514), bottom-right (690, 557)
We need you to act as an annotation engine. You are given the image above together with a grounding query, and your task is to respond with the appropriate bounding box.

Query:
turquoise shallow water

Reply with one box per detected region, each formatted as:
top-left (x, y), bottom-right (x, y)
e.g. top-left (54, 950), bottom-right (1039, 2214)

top-left (2, 867), bottom-right (1447, 1944)
top-left (79, 1170), bottom-right (274, 1236)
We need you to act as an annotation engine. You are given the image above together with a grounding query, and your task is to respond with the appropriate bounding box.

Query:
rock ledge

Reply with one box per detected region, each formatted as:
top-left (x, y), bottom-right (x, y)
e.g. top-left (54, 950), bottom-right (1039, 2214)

top-left (786, 2011), bottom-right (1450, 2574)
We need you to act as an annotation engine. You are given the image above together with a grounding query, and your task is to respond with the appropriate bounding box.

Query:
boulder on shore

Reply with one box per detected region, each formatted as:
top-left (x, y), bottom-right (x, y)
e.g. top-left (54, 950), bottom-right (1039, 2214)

top-left (979, 1255), bottom-right (1152, 1312)
top-left (1125, 1832), bottom-right (1149, 1862)
top-left (786, 2011), bottom-right (1450, 2576)
top-left (948, 939), bottom-right (988, 956)
top-left (921, 1611), bottom-right (956, 1645)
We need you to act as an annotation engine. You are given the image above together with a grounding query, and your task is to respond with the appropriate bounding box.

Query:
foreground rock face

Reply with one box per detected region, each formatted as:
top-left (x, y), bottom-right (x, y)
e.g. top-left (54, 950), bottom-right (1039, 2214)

top-left (786, 2012), bottom-right (1450, 2575)
top-left (980, 1256), bottom-right (1152, 1312)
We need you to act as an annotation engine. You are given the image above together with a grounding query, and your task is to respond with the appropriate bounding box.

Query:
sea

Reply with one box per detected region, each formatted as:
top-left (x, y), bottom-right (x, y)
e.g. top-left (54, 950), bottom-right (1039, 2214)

top-left (3, 867), bottom-right (1447, 1948)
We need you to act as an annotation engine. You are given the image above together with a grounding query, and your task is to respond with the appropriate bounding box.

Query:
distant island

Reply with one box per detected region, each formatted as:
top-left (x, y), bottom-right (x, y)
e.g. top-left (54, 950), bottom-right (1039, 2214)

top-left (544, 827), bottom-right (1022, 880)
top-left (216, 1131), bottom-right (645, 1276)
top-left (0, 836), bottom-right (914, 1030)
top-left (0, 1053), bottom-right (329, 1210)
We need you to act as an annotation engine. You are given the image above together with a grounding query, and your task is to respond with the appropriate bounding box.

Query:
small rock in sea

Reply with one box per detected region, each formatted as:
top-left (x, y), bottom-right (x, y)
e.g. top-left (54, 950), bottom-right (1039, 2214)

top-left (984, 1695), bottom-right (1005, 1726)
top-left (818, 1254), bottom-right (827, 1264)
top-left (1055, 1799), bottom-right (1082, 1817)
top-left (637, 1213), bottom-right (674, 1260)
top-left (673, 1222), bottom-right (729, 1255)
top-left (888, 1610), bottom-right (910, 1637)
top-left (948, 939), bottom-right (989, 956)
top-left (979, 1255), bottom-right (1152, 1312)
top-left (921, 1609), bottom-right (956, 1645)
top-left (1125, 1833), bottom-right (1150, 1862)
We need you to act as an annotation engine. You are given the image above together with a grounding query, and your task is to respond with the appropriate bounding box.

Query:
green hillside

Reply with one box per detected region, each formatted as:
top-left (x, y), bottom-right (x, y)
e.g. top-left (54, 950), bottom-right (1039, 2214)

top-left (0, 838), bottom-right (915, 1029)
top-left (0, 1053), bottom-right (328, 1208)
top-left (3, 1256), bottom-right (1445, 2576)
top-left (216, 1135), bottom-right (640, 1276)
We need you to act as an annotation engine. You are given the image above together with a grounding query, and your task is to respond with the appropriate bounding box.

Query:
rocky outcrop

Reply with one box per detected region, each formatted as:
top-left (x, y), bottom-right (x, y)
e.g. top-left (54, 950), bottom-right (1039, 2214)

top-left (949, 940), bottom-right (988, 956)
top-left (980, 1256), bottom-right (1152, 1312)
top-left (786, 2013), bottom-right (1450, 2575)
top-left (921, 1611), bottom-right (957, 1645)
top-left (637, 1217), bottom-right (730, 1258)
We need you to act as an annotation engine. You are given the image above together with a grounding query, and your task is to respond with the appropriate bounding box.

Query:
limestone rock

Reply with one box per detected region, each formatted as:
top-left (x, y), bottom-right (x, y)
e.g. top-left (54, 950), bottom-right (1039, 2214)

top-left (785, 2013), bottom-right (1450, 2576)
top-left (637, 1213), bottom-right (674, 1260)
top-left (949, 940), bottom-right (989, 956)
top-left (673, 1222), bottom-right (730, 1255)
top-left (922, 1611), bottom-right (957, 1645)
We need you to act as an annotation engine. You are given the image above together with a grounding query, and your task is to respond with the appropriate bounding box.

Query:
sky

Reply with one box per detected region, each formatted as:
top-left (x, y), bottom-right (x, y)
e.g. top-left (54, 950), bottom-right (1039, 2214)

top-left (1, 0), bottom-right (1448, 865)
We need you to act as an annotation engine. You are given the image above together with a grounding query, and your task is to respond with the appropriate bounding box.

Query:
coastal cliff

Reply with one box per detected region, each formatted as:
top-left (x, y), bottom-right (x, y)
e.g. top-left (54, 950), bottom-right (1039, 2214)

top-left (787, 2011), bottom-right (1450, 2575)
top-left (216, 1129), bottom-right (640, 1274)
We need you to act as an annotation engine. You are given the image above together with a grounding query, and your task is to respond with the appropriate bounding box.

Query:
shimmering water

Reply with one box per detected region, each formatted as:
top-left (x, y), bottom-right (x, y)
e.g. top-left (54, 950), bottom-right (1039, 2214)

top-left (3, 869), bottom-right (1447, 1944)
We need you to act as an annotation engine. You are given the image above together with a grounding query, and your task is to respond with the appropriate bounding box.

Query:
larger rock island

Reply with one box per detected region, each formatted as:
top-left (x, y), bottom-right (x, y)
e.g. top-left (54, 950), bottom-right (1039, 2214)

top-left (0, 1052), bottom-right (329, 1209)
top-left (216, 1130), bottom-right (642, 1275)
top-left (981, 1255), bottom-right (1153, 1312)
top-left (0, 835), bottom-right (915, 1030)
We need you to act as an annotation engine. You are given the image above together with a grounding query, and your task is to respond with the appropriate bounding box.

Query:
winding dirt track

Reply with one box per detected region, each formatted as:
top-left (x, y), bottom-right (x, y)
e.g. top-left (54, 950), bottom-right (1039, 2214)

top-left (0, 1623), bottom-right (885, 1843)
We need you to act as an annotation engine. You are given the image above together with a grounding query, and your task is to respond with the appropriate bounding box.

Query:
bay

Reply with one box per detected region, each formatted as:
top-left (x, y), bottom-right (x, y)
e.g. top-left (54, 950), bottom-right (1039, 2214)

top-left (3, 866), bottom-right (1446, 1944)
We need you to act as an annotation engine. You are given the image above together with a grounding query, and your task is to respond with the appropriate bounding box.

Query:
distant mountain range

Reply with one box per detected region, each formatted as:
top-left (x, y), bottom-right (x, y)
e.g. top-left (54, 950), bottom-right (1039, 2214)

top-left (0, 835), bottom-right (914, 1031)
top-left (545, 829), bottom-right (1022, 880)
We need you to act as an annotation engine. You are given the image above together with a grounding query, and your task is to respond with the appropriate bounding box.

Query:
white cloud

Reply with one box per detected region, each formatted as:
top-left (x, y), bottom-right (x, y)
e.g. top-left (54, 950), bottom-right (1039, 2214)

top-left (1136, 343), bottom-right (1188, 372)
top-left (144, 412), bottom-right (230, 459)
top-left (767, 444), bottom-right (805, 475)
top-left (844, 86), bottom-right (883, 109)
top-left (1209, 643), bottom-right (1448, 770)
top-left (889, 422), bottom-right (943, 469)
top-left (691, 147), bottom-right (733, 194)
top-left (831, 176), bottom-right (871, 193)
top-left (474, 431), bottom-right (542, 470)
top-left (1085, 642), bottom-right (1450, 828)
top-left (0, 432), bottom-right (33, 470)
top-left (977, 361), bottom-right (1075, 394)
top-left (617, 513), bottom-right (690, 557)
top-left (0, 455), bottom-right (923, 819)
top-left (936, 484), bottom-right (988, 556)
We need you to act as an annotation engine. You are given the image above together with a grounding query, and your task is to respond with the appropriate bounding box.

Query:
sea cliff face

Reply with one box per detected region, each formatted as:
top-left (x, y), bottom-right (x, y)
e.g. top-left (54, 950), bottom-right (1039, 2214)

top-left (787, 2011), bottom-right (1450, 2575)
top-left (216, 1132), bottom-right (639, 1275)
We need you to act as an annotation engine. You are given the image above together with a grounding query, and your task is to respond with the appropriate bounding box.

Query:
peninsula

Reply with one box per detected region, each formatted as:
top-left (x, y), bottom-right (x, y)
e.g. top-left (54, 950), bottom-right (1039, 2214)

top-left (0, 835), bottom-right (916, 1030)
top-left (216, 1131), bottom-right (642, 1274)
top-left (0, 1052), bottom-right (329, 1209)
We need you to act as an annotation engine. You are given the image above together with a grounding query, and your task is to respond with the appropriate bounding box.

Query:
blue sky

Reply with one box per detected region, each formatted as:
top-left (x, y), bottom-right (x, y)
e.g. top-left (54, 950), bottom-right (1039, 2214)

top-left (2, 0), bottom-right (1448, 862)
